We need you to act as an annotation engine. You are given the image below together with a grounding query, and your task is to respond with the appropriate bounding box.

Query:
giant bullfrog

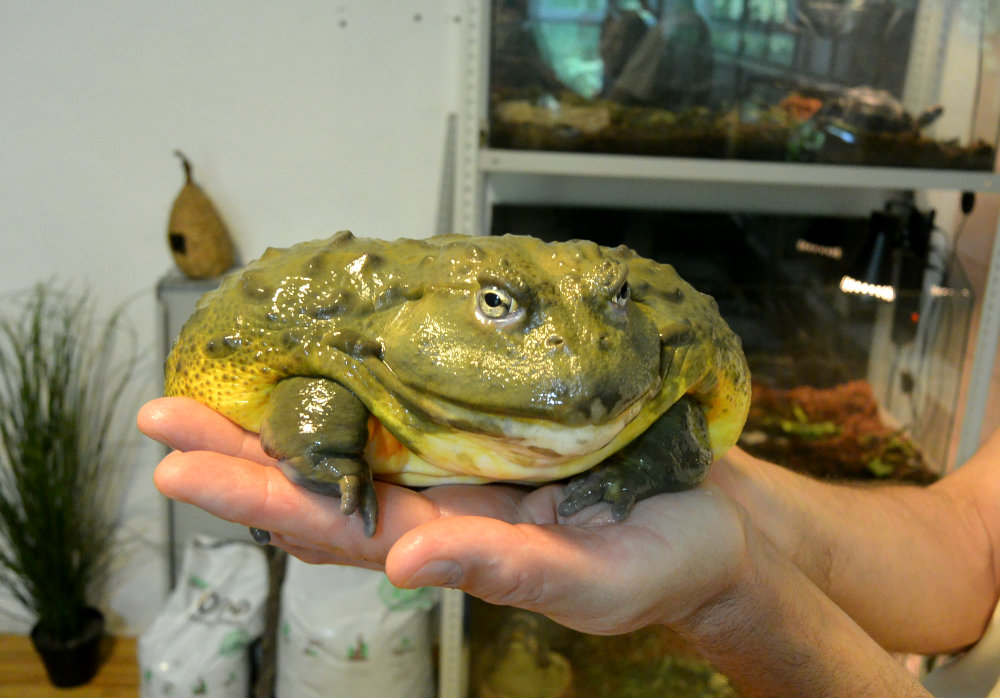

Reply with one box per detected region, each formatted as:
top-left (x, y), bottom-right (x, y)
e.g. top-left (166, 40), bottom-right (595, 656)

top-left (165, 232), bottom-right (750, 538)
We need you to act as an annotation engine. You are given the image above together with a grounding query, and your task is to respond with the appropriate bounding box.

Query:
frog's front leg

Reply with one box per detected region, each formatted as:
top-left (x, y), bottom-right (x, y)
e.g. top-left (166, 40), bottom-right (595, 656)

top-left (557, 396), bottom-right (712, 521)
top-left (255, 376), bottom-right (377, 540)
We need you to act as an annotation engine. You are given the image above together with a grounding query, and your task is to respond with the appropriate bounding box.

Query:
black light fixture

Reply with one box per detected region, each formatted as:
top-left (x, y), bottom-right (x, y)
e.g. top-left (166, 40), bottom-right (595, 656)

top-left (839, 199), bottom-right (935, 345)
top-left (839, 209), bottom-right (901, 302)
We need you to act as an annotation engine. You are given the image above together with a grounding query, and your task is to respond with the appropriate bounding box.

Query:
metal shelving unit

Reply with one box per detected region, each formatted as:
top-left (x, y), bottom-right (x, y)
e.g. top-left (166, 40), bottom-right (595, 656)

top-left (479, 149), bottom-right (1000, 191)
top-left (440, 2), bottom-right (1000, 696)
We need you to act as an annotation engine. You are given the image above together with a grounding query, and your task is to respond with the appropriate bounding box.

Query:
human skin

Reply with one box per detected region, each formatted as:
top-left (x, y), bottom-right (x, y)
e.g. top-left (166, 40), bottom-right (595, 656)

top-left (138, 396), bottom-right (1000, 697)
top-left (713, 435), bottom-right (1000, 654)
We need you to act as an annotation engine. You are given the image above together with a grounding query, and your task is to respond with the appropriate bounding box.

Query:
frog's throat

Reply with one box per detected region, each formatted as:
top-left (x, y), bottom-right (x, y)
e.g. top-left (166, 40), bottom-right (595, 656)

top-left (351, 340), bottom-right (747, 486)
top-left (365, 396), bottom-right (661, 485)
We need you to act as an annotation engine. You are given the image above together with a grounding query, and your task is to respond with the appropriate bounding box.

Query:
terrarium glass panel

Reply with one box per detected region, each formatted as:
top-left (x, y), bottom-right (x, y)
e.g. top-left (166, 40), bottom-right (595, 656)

top-left (468, 598), bottom-right (739, 697)
top-left (490, 202), bottom-right (974, 480)
top-left (477, 202), bottom-right (974, 695)
top-left (488, 0), bottom-right (999, 170)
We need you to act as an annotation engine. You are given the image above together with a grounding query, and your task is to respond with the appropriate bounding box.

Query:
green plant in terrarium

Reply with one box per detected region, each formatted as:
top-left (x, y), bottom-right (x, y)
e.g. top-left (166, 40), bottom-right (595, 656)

top-left (863, 429), bottom-right (922, 479)
top-left (0, 284), bottom-right (139, 679)
top-left (761, 403), bottom-right (841, 441)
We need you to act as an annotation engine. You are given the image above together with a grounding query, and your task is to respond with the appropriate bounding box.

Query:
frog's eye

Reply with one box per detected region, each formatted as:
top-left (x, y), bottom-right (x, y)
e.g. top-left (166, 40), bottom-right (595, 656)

top-left (612, 280), bottom-right (630, 309)
top-left (477, 286), bottom-right (519, 321)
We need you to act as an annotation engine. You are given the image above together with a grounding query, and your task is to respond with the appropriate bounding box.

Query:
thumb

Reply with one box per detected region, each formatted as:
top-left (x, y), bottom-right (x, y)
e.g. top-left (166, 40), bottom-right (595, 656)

top-left (385, 516), bottom-right (589, 610)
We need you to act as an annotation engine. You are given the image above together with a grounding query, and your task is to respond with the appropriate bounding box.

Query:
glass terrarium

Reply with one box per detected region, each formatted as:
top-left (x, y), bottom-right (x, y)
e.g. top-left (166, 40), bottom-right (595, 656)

top-left (465, 200), bottom-right (974, 697)
top-left (487, 0), bottom-right (999, 170)
top-left (468, 600), bottom-right (739, 697)
top-left (490, 201), bottom-right (974, 479)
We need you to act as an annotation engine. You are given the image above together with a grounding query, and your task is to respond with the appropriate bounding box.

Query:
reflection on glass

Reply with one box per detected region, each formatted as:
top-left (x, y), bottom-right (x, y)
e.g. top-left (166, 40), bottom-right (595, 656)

top-left (488, 0), bottom-right (998, 170)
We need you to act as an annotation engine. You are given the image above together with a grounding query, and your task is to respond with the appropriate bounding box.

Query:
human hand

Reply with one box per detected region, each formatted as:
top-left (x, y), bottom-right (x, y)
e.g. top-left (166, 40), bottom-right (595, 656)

top-left (138, 397), bottom-right (751, 636)
top-left (140, 398), bottom-right (935, 697)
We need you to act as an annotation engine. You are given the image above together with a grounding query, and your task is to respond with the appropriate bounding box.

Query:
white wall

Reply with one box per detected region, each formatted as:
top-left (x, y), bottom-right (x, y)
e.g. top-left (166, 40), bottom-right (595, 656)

top-left (0, 0), bottom-right (462, 634)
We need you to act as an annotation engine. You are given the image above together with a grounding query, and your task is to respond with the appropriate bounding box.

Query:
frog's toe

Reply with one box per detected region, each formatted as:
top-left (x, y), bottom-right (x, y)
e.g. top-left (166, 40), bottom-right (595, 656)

top-left (278, 455), bottom-right (378, 537)
top-left (359, 479), bottom-right (377, 538)
top-left (610, 491), bottom-right (638, 521)
top-left (337, 473), bottom-right (378, 537)
top-left (557, 460), bottom-right (653, 520)
top-left (339, 474), bottom-right (361, 515)
top-left (249, 527), bottom-right (271, 545)
top-left (557, 475), bottom-right (601, 517)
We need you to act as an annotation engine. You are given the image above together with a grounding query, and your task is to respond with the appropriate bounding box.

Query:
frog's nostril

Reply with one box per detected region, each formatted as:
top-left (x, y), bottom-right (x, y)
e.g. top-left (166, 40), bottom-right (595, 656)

top-left (547, 334), bottom-right (564, 347)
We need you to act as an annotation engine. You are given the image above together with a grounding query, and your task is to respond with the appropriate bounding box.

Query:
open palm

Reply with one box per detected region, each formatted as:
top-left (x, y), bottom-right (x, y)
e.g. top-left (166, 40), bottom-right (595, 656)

top-left (139, 396), bottom-right (749, 635)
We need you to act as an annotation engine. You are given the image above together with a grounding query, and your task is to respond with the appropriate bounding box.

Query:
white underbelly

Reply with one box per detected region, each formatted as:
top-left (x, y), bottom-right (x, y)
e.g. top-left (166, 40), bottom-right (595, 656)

top-left (365, 397), bottom-right (649, 486)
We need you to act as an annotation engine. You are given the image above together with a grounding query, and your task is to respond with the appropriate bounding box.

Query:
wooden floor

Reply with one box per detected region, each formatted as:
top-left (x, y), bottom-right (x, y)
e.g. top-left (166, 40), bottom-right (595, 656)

top-left (0, 634), bottom-right (139, 698)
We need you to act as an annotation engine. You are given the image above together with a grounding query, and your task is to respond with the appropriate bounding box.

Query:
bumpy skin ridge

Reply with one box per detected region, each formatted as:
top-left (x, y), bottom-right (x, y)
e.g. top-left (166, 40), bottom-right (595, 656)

top-left (165, 231), bottom-right (750, 487)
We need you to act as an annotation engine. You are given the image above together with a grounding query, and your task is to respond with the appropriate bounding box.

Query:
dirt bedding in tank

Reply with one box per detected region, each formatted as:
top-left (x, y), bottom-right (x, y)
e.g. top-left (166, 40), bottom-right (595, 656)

top-left (739, 379), bottom-right (937, 484)
top-left (490, 97), bottom-right (996, 171)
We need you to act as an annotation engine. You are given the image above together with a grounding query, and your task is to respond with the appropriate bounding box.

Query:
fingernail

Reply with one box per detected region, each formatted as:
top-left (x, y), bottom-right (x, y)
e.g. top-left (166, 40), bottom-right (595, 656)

top-left (405, 559), bottom-right (462, 588)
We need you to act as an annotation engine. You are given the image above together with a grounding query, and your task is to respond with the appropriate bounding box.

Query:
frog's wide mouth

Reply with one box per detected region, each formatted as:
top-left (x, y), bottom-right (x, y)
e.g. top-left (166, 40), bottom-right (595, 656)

top-left (333, 353), bottom-right (662, 465)
top-left (369, 355), bottom-right (660, 432)
top-left (366, 376), bottom-right (664, 485)
top-left (296, 346), bottom-right (668, 471)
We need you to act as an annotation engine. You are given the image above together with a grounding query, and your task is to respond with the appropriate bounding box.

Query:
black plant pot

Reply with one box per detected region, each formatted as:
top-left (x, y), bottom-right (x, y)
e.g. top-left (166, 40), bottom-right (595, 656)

top-left (30, 607), bottom-right (106, 688)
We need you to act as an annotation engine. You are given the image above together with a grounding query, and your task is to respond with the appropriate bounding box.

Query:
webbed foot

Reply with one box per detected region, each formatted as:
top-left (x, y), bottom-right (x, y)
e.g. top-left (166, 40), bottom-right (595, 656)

top-left (558, 396), bottom-right (712, 520)
top-left (258, 377), bottom-right (377, 537)
top-left (278, 454), bottom-right (379, 537)
top-left (248, 461), bottom-right (378, 543)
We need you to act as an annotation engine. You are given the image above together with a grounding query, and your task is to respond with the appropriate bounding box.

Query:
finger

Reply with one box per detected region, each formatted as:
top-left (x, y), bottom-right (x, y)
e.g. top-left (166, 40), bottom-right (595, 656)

top-left (384, 490), bottom-right (744, 635)
top-left (154, 449), bottom-right (294, 528)
top-left (269, 533), bottom-right (386, 571)
top-left (385, 516), bottom-right (619, 627)
top-left (155, 449), bottom-right (444, 564)
top-left (138, 397), bottom-right (272, 465)
top-left (420, 482), bottom-right (611, 527)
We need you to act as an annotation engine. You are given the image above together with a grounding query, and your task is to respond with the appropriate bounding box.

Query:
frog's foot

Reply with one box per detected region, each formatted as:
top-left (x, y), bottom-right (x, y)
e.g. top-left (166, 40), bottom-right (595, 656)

top-left (557, 396), bottom-right (712, 521)
top-left (278, 454), bottom-right (379, 537)
top-left (258, 377), bottom-right (376, 537)
top-left (248, 456), bottom-right (378, 543)
top-left (558, 459), bottom-right (653, 521)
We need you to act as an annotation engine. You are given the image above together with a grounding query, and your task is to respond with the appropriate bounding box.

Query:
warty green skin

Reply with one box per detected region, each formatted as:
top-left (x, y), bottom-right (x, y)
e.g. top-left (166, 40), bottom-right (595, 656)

top-left (165, 231), bottom-right (750, 537)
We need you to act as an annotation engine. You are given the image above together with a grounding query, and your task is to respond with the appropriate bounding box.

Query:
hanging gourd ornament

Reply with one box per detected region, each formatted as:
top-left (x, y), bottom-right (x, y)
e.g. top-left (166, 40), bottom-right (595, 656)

top-left (167, 151), bottom-right (235, 278)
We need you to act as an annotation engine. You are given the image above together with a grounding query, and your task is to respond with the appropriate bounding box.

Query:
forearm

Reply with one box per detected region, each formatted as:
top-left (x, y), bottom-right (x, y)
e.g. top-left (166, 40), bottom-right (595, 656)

top-left (676, 521), bottom-right (929, 698)
top-left (713, 448), bottom-right (997, 653)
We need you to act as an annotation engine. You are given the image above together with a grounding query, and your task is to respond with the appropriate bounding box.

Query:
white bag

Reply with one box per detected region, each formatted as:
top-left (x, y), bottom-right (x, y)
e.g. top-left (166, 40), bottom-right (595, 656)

top-left (139, 535), bottom-right (269, 698)
top-left (276, 558), bottom-right (438, 698)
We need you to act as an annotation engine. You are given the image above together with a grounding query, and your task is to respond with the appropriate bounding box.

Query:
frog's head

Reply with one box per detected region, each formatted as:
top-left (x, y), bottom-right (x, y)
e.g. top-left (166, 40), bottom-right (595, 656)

top-left (380, 236), bottom-right (661, 427)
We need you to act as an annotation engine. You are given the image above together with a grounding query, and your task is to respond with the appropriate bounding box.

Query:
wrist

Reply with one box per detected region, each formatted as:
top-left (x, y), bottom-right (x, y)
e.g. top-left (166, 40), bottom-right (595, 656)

top-left (668, 513), bottom-right (766, 651)
top-left (669, 520), bottom-right (929, 698)
top-left (712, 451), bottom-right (829, 584)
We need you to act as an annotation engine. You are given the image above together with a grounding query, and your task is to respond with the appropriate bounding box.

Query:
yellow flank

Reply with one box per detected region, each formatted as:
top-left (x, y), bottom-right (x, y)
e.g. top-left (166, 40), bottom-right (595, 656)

top-left (701, 353), bottom-right (752, 457)
top-left (164, 352), bottom-right (273, 430)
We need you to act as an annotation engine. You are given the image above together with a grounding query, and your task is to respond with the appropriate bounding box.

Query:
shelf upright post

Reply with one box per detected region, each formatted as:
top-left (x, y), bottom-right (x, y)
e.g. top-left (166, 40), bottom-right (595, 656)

top-left (439, 8), bottom-right (488, 698)
top-left (453, 0), bottom-right (490, 237)
top-left (440, 3), bottom-right (1000, 696)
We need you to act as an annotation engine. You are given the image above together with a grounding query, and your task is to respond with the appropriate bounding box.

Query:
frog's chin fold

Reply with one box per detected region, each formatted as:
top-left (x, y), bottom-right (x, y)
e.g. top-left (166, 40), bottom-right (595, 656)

top-left (355, 359), bottom-right (695, 486)
top-left (364, 388), bottom-right (666, 486)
